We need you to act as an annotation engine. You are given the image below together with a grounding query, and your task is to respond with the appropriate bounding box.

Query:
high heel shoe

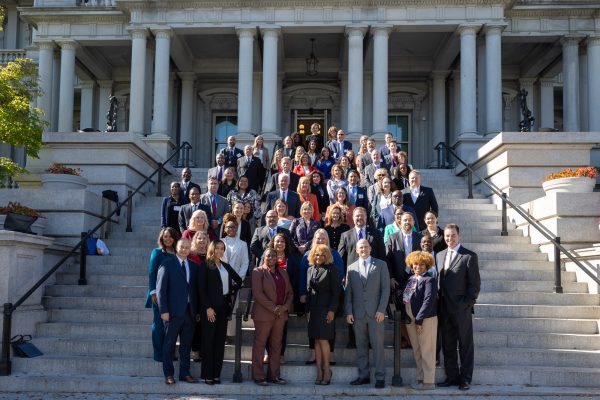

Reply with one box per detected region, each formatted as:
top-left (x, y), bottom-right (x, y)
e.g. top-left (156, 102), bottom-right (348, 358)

top-left (314, 369), bottom-right (323, 385)
top-left (319, 370), bottom-right (332, 385)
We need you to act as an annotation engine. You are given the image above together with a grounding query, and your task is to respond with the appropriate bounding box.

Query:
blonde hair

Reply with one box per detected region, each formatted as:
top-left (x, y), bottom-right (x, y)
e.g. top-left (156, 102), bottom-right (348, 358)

top-left (405, 251), bottom-right (435, 270)
top-left (308, 243), bottom-right (334, 265)
top-left (189, 210), bottom-right (209, 231)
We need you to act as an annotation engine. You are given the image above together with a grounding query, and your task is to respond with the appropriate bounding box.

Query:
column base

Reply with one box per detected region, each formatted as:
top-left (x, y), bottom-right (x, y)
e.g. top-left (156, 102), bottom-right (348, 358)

top-left (142, 134), bottom-right (176, 160)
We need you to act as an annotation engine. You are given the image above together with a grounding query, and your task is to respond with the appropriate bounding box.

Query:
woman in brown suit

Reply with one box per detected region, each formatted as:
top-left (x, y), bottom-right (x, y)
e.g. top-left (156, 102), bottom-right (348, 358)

top-left (251, 248), bottom-right (294, 386)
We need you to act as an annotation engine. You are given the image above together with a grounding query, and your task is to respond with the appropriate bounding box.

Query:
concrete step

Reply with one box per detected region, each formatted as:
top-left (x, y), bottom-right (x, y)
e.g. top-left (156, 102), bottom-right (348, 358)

top-left (477, 260), bottom-right (553, 270)
top-left (475, 304), bottom-right (600, 319)
top-left (436, 202), bottom-right (497, 210)
top-left (475, 251), bottom-right (547, 261)
top-left (63, 263), bottom-right (147, 276)
top-left (478, 292), bottom-right (600, 306)
top-left (48, 309), bottom-right (153, 325)
top-left (57, 273), bottom-right (148, 286)
top-left (479, 270), bottom-right (576, 281)
top-left (474, 317), bottom-right (599, 335)
top-left (45, 285), bottom-right (148, 298)
top-left (10, 356), bottom-right (600, 386)
top-left (481, 280), bottom-right (588, 293)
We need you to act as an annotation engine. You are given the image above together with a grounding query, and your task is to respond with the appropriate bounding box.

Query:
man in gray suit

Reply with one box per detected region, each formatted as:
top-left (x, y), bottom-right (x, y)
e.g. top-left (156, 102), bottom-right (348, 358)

top-left (345, 239), bottom-right (390, 389)
top-left (200, 177), bottom-right (229, 231)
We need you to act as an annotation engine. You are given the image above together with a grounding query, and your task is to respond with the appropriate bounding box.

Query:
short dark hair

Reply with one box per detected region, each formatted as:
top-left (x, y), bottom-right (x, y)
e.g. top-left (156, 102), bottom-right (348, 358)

top-left (444, 223), bottom-right (460, 235)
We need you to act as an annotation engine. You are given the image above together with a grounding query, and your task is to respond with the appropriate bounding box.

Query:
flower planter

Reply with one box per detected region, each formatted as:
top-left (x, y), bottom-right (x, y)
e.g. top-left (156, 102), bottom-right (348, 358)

top-left (542, 176), bottom-right (596, 195)
top-left (41, 173), bottom-right (88, 190)
top-left (1, 213), bottom-right (38, 234)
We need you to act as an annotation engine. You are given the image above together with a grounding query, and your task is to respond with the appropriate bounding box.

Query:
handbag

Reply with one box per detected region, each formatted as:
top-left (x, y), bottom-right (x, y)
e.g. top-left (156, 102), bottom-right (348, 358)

top-left (86, 235), bottom-right (98, 256)
top-left (96, 238), bottom-right (110, 255)
top-left (10, 335), bottom-right (43, 358)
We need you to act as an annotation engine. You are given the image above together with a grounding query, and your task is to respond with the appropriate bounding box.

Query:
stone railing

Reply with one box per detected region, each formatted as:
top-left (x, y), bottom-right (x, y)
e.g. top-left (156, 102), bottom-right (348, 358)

top-left (0, 50), bottom-right (26, 66)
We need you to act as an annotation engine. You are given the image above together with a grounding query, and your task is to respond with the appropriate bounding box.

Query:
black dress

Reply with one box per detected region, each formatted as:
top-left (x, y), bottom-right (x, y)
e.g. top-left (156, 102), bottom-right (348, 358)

top-left (324, 223), bottom-right (350, 250)
top-left (307, 264), bottom-right (340, 340)
top-left (420, 226), bottom-right (447, 253)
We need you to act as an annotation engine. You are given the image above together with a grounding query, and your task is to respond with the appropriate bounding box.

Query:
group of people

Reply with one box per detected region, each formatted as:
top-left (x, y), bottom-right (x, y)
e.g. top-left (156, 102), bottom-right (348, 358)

top-left (150, 125), bottom-right (481, 390)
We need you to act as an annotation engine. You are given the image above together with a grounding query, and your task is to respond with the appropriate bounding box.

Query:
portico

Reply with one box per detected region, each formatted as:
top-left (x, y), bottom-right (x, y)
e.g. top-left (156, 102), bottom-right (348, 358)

top-left (13, 0), bottom-right (600, 168)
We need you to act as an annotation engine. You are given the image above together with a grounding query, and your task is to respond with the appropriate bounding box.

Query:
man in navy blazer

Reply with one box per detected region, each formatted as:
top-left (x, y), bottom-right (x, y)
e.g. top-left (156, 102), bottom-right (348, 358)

top-left (262, 174), bottom-right (301, 222)
top-left (157, 238), bottom-right (200, 385)
top-left (220, 136), bottom-right (244, 168)
top-left (328, 129), bottom-right (352, 160)
top-left (178, 168), bottom-right (201, 204)
top-left (402, 170), bottom-right (439, 229)
top-left (347, 170), bottom-right (369, 212)
top-left (435, 224), bottom-right (480, 391)
top-left (237, 145), bottom-right (263, 192)
top-left (250, 210), bottom-right (291, 263)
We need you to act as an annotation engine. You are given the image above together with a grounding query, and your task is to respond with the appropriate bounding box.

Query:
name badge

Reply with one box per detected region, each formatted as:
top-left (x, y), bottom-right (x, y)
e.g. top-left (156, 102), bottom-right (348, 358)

top-left (173, 206), bottom-right (181, 212)
top-left (358, 194), bottom-right (364, 199)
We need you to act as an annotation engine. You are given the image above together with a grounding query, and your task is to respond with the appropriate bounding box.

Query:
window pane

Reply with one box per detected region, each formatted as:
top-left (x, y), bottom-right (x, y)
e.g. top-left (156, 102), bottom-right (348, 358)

top-left (214, 115), bottom-right (238, 155)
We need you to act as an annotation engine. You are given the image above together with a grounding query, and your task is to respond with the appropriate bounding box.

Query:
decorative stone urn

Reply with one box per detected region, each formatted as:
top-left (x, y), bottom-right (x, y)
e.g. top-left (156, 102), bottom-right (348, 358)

top-left (542, 177), bottom-right (596, 195)
top-left (41, 173), bottom-right (88, 190)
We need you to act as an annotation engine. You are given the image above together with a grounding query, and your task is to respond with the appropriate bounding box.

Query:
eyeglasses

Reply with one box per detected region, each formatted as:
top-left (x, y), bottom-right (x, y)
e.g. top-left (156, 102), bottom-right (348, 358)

top-left (225, 225), bottom-right (237, 229)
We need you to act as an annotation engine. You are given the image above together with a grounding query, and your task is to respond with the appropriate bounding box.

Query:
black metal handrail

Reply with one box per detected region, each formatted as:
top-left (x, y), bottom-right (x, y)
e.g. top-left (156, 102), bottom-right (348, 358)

top-left (0, 141), bottom-right (192, 376)
top-left (434, 141), bottom-right (600, 292)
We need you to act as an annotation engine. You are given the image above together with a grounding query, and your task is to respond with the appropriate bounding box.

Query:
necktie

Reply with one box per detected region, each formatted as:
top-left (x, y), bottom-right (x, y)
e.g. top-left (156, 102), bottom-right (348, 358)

top-left (358, 229), bottom-right (364, 240)
top-left (281, 191), bottom-right (287, 202)
top-left (338, 141), bottom-right (343, 155)
top-left (270, 228), bottom-right (275, 238)
top-left (211, 195), bottom-right (217, 215)
top-left (351, 187), bottom-right (357, 204)
top-left (363, 260), bottom-right (368, 278)
top-left (246, 157), bottom-right (251, 166)
top-left (217, 167), bottom-right (222, 181)
top-left (444, 250), bottom-right (453, 270)
top-left (181, 260), bottom-right (188, 283)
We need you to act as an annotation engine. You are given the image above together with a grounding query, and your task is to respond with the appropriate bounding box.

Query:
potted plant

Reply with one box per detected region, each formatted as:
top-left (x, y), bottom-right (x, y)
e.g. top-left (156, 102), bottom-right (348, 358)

top-left (542, 166), bottom-right (599, 194)
top-left (0, 201), bottom-right (45, 234)
top-left (41, 163), bottom-right (88, 189)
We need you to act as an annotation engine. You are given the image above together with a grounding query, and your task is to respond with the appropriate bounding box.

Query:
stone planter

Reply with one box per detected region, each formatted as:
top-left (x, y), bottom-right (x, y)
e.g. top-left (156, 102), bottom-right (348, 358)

top-left (41, 173), bottom-right (88, 190)
top-left (0, 214), bottom-right (46, 235)
top-left (542, 177), bottom-right (595, 195)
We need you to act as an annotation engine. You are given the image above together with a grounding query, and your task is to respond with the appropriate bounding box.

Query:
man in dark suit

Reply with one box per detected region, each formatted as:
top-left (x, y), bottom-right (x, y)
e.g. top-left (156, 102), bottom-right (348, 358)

top-left (402, 169), bottom-right (439, 229)
top-left (237, 145), bottom-right (262, 191)
top-left (347, 170), bottom-right (369, 212)
top-left (200, 177), bottom-right (229, 230)
top-left (379, 132), bottom-right (393, 158)
top-left (338, 207), bottom-right (386, 268)
top-left (250, 210), bottom-right (291, 263)
top-left (179, 168), bottom-right (201, 204)
top-left (376, 190), bottom-right (419, 233)
top-left (436, 224), bottom-right (481, 391)
top-left (385, 212), bottom-right (422, 293)
top-left (359, 138), bottom-right (377, 171)
top-left (220, 135), bottom-right (244, 168)
top-left (267, 156), bottom-right (300, 194)
top-left (178, 187), bottom-right (213, 232)
top-left (263, 174), bottom-right (301, 221)
top-left (383, 140), bottom-right (400, 168)
top-left (363, 150), bottom-right (390, 187)
top-left (157, 238), bottom-right (200, 385)
top-left (207, 153), bottom-right (227, 182)
top-left (328, 129), bottom-right (353, 160)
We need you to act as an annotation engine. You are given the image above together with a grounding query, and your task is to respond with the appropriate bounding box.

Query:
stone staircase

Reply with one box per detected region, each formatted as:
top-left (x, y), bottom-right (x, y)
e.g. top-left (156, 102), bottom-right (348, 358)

top-left (2, 169), bottom-right (600, 395)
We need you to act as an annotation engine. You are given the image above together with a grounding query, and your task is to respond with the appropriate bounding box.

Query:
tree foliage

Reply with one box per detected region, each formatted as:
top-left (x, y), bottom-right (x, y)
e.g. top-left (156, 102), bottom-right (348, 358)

top-left (0, 58), bottom-right (48, 183)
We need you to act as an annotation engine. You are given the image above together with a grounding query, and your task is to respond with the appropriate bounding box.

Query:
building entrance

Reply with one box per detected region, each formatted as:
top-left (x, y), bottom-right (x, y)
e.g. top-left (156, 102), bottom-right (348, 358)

top-left (293, 109), bottom-right (330, 148)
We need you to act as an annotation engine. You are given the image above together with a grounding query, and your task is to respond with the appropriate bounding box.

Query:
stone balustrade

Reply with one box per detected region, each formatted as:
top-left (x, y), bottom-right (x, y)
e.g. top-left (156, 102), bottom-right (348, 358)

top-left (0, 50), bottom-right (26, 66)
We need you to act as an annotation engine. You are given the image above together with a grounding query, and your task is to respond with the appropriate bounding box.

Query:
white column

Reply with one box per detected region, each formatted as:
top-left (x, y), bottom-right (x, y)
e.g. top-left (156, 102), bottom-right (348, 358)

top-left (457, 25), bottom-right (479, 136)
top-left (539, 78), bottom-right (555, 129)
top-left (151, 28), bottom-right (172, 136)
top-left (372, 25), bottom-right (391, 135)
top-left (578, 47), bottom-right (588, 132)
top-left (4, 6), bottom-right (18, 49)
top-left (452, 70), bottom-right (461, 142)
top-left (346, 25), bottom-right (367, 135)
top-left (179, 72), bottom-right (195, 149)
top-left (484, 25), bottom-right (504, 134)
top-left (476, 38), bottom-right (486, 134)
top-left (588, 35), bottom-right (600, 131)
top-left (36, 41), bottom-right (55, 129)
top-left (236, 27), bottom-right (255, 135)
top-left (96, 80), bottom-right (113, 130)
top-left (128, 28), bottom-right (148, 134)
top-left (79, 81), bottom-right (95, 130)
top-left (51, 52), bottom-right (60, 132)
top-left (261, 27), bottom-right (280, 135)
top-left (144, 46), bottom-right (155, 134)
top-left (561, 36), bottom-right (580, 132)
top-left (431, 71), bottom-right (448, 150)
top-left (57, 41), bottom-right (77, 133)
top-left (340, 72), bottom-right (348, 129)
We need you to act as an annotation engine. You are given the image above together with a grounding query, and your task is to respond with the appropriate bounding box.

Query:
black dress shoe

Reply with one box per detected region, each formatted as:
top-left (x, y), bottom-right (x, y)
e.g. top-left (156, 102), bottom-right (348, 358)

top-left (268, 377), bottom-right (287, 385)
top-left (305, 359), bottom-right (316, 365)
top-left (350, 377), bottom-right (370, 385)
top-left (459, 381), bottom-right (470, 391)
top-left (437, 378), bottom-right (460, 387)
top-left (254, 379), bottom-right (268, 386)
top-left (204, 379), bottom-right (214, 385)
top-left (375, 380), bottom-right (385, 389)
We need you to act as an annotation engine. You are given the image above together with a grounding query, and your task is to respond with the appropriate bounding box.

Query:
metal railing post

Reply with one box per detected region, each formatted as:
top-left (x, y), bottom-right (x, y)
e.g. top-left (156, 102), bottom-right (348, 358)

top-left (78, 232), bottom-right (88, 285)
top-left (391, 310), bottom-right (404, 387)
top-left (436, 145), bottom-right (442, 169)
top-left (554, 237), bottom-right (563, 293)
top-left (501, 193), bottom-right (508, 237)
top-left (126, 190), bottom-right (133, 232)
top-left (467, 166), bottom-right (473, 199)
top-left (156, 166), bottom-right (162, 197)
top-left (0, 303), bottom-right (13, 376)
top-left (232, 303), bottom-right (243, 383)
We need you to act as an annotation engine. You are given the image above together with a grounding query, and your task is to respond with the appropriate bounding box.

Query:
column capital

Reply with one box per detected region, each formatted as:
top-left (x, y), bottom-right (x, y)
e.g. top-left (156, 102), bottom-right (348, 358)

top-left (431, 70), bottom-right (450, 80)
top-left (588, 34), bottom-right (600, 46)
top-left (539, 77), bottom-right (555, 88)
top-left (481, 24), bottom-right (507, 35)
top-left (128, 27), bottom-right (149, 40)
top-left (97, 80), bottom-right (114, 89)
top-left (178, 72), bottom-right (196, 82)
top-left (371, 24), bottom-right (393, 37)
top-left (35, 41), bottom-right (55, 50)
top-left (236, 26), bottom-right (256, 39)
top-left (456, 24), bottom-right (481, 36)
top-left (56, 40), bottom-right (78, 51)
top-left (79, 80), bottom-right (95, 89)
top-left (345, 25), bottom-right (368, 38)
top-left (561, 35), bottom-right (584, 46)
top-left (259, 26), bottom-right (281, 38)
top-left (151, 27), bottom-right (173, 39)
top-left (519, 77), bottom-right (537, 87)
